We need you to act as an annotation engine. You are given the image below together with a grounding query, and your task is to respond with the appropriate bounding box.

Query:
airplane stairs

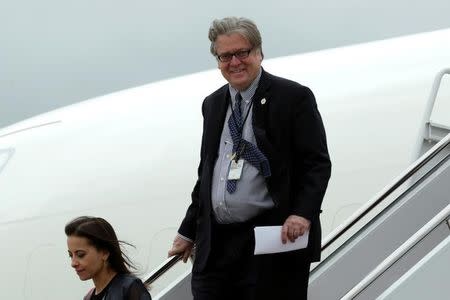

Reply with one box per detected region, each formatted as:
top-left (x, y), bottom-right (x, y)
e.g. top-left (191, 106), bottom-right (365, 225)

top-left (308, 133), bottom-right (450, 299)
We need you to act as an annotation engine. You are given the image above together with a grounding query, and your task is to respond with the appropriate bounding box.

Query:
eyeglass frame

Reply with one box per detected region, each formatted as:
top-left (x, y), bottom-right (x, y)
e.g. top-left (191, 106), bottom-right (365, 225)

top-left (216, 48), bottom-right (253, 63)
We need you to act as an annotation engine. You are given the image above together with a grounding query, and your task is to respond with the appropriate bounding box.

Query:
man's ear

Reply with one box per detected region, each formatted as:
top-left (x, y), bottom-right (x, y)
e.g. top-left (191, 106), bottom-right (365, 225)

top-left (255, 48), bottom-right (264, 61)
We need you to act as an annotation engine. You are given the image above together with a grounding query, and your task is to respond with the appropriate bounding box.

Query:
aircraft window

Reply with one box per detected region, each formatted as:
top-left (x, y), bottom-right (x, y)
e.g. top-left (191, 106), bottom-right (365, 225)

top-left (0, 148), bottom-right (14, 174)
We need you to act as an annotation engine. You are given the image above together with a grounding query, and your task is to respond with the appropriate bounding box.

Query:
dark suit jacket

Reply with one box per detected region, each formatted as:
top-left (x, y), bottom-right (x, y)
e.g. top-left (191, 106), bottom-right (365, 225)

top-left (178, 69), bottom-right (331, 273)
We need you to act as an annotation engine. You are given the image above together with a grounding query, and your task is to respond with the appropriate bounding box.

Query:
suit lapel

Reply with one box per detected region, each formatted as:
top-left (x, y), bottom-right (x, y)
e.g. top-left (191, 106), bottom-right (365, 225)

top-left (205, 86), bottom-right (230, 160)
top-left (252, 70), bottom-right (272, 154)
top-left (251, 70), bottom-right (283, 182)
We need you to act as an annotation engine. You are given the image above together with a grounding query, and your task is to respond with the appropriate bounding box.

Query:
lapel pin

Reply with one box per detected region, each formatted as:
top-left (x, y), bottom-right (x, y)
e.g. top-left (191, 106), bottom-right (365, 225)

top-left (261, 98), bottom-right (266, 105)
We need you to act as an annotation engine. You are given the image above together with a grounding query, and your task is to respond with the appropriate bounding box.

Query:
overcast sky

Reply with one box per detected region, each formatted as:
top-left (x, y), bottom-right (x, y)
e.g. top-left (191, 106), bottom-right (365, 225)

top-left (2, 0), bottom-right (450, 128)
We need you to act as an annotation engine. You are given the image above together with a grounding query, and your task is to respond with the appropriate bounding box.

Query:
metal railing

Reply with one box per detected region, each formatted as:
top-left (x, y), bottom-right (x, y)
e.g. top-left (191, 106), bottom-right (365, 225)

top-left (144, 255), bottom-right (183, 286)
top-left (321, 133), bottom-right (450, 251)
top-left (342, 204), bottom-right (450, 299)
top-left (322, 68), bottom-right (450, 251)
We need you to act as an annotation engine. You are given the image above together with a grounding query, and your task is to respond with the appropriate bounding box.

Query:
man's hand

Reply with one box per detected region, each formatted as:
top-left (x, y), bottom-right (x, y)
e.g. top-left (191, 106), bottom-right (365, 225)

top-left (281, 215), bottom-right (311, 244)
top-left (168, 235), bottom-right (194, 263)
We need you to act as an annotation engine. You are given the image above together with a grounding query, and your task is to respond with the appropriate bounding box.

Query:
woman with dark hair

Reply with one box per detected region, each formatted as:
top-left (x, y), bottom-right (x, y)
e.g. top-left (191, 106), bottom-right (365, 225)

top-left (65, 216), bottom-right (151, 300)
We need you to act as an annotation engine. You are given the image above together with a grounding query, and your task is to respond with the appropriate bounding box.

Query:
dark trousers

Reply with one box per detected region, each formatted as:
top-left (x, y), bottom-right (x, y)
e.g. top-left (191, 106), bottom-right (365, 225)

top-left (255, 251), bottom-right (311, 300)
top-left (192, 219), bottom-right (256, 300)
top-left (191, 219), bottom-right (311, 300)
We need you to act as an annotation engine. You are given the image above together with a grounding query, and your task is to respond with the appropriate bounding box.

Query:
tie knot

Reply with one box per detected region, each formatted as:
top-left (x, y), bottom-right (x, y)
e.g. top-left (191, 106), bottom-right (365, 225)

top-left (235, 93), bottom-right (242, 104)
top-left (234, 93), bottom-right (243, 116)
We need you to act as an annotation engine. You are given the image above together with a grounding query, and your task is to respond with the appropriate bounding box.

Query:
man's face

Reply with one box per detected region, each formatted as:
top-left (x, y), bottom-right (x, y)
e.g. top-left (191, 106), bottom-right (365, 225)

top-left (215, 33), bottom-right (262, 91)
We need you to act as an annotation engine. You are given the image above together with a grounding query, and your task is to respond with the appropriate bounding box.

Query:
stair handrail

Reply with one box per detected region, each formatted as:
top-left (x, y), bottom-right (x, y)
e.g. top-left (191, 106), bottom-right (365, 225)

top-left (342, 204), bottom-right (450, 299)
top-left (321, 133), bottom-right (450, 251)
top-left (143, 255), bottom-right (183, 286)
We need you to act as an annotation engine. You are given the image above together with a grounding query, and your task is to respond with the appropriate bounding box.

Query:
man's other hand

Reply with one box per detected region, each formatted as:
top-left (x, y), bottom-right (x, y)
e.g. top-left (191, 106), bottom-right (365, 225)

top-left (281, 215), bottom-right (311, 244)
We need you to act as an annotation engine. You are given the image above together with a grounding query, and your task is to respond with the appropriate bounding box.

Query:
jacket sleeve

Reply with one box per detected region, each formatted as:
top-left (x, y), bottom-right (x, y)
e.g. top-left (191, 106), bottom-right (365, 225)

top-left (291, 86), bottom-right (331, 220)
top-left (177, 100), bottom-right (208, 241)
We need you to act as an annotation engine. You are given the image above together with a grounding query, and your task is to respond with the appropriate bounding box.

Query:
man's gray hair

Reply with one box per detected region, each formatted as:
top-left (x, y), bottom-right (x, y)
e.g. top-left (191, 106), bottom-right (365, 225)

top-left (208, 17), bottom-right (263, 58)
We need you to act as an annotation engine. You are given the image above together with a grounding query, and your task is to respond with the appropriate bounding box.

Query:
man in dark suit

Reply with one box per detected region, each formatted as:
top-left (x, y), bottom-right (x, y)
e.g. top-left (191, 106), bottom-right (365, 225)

top-left (168, 17), bottom-right (331, 300)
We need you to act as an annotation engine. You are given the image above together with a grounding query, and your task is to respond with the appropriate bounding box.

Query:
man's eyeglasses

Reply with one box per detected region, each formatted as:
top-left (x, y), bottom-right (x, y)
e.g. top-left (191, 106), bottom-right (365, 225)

top-left (216, 48), bottom-right (253, 63)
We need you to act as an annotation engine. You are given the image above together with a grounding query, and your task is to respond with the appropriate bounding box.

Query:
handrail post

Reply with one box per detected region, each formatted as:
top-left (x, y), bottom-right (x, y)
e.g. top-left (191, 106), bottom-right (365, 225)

top-left (423, 68), bottom-right (450, 142)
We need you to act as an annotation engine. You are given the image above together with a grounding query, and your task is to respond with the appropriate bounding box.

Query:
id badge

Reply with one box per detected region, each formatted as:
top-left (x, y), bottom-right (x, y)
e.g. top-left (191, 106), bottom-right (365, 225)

top-left (228, 159), bottom-right (244, 180)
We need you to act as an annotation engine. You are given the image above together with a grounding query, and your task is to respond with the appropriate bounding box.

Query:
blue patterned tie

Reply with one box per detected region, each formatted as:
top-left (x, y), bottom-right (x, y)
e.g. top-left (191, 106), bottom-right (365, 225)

top-left (226, 93), bottom-right (271, 193)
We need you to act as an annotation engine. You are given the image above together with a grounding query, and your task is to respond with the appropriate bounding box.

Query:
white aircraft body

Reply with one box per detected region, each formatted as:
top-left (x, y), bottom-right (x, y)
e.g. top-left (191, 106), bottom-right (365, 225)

top-left (1, 28), bottom-right (450, 299)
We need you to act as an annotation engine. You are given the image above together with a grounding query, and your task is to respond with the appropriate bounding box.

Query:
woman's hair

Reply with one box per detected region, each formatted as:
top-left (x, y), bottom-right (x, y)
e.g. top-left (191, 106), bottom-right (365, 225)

top-left (65, 216), bottom-right (136, 274)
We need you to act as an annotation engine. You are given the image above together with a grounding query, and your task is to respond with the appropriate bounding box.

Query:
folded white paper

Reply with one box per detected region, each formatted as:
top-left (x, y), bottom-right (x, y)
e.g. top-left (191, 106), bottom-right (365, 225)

top-left (254, 226), bottom-right (309, 255)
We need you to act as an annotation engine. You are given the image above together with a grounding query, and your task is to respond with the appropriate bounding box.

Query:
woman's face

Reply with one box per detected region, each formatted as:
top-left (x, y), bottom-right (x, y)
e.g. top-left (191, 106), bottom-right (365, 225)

top-left (67, 235), bottom-right (109, 281)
